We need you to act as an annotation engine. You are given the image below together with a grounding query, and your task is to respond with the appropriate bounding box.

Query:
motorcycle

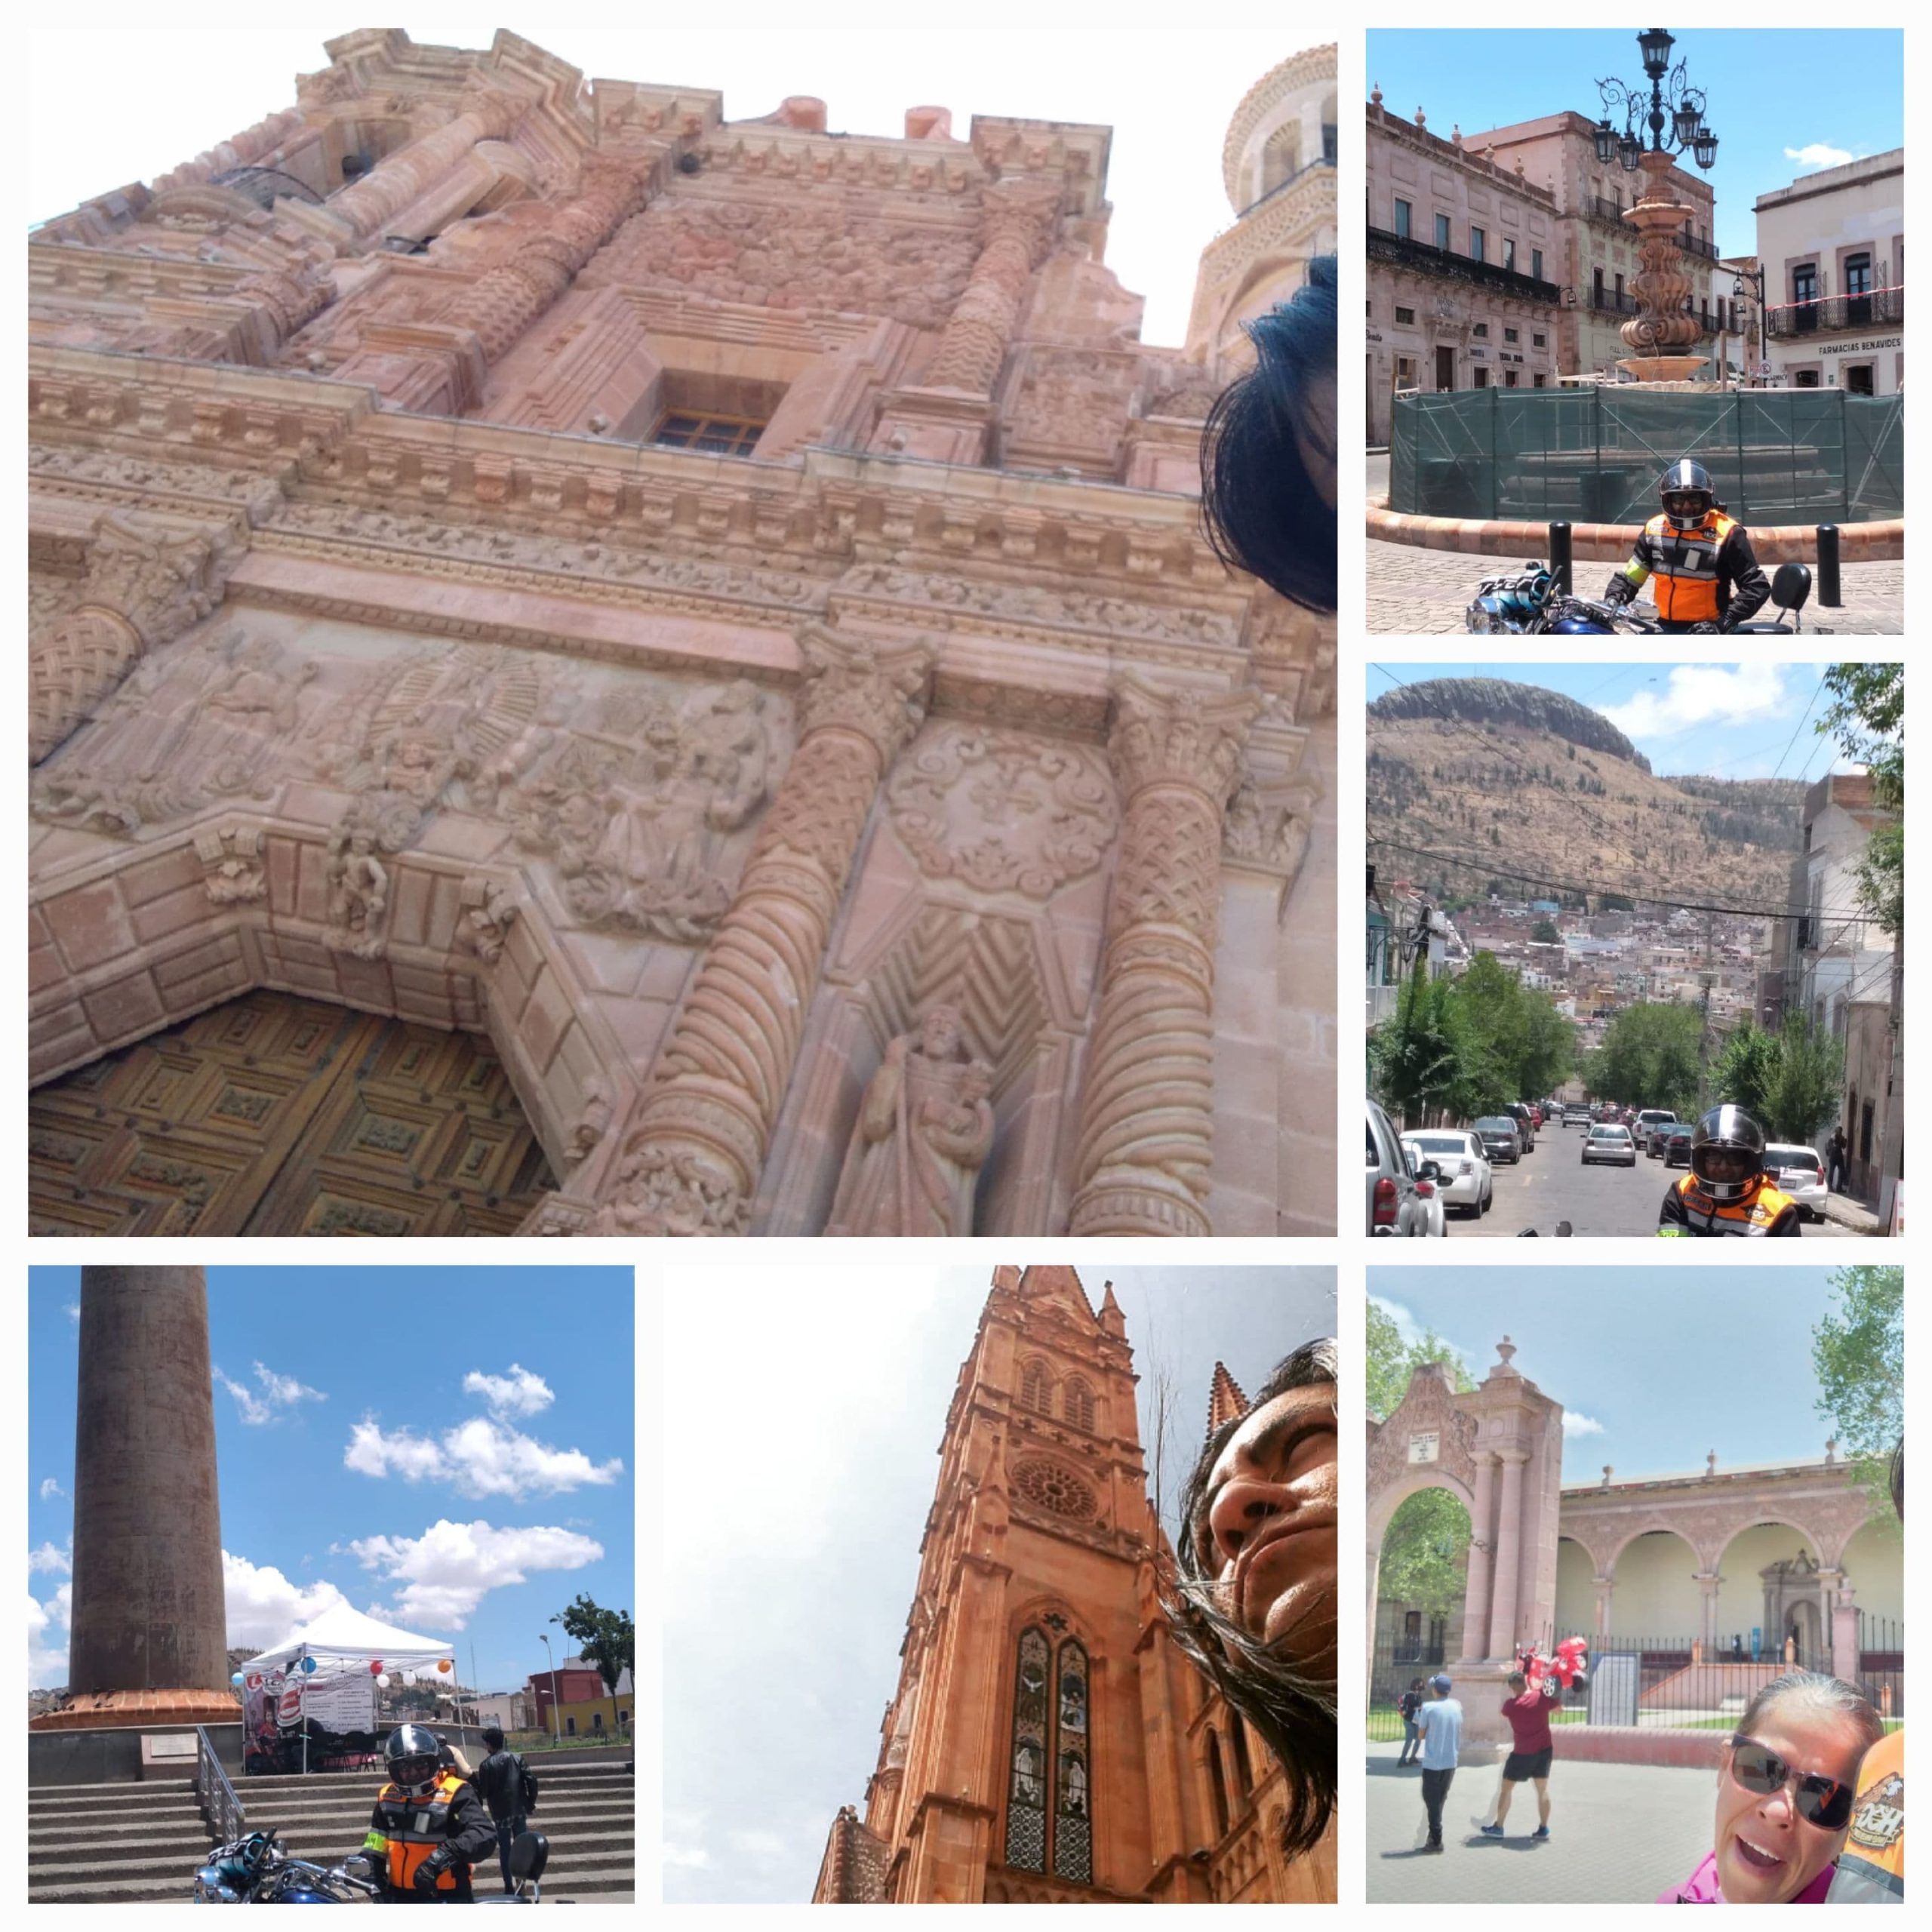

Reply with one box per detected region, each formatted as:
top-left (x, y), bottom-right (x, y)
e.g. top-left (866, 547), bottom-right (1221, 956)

top-left (1466, 559), bottom-right (1814, 635)
top-left (194, 1829), bottom-right (549, 1903)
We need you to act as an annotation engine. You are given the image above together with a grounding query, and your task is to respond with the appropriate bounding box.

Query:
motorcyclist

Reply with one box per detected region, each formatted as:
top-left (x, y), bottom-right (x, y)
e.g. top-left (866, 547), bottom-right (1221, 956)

top-left (1657, 1104), bottom-right (1801, 1236)
top-left (360, 1723), bottom-right (497, 1902)
top-left (1603, 460), bottom-right (1770, 634)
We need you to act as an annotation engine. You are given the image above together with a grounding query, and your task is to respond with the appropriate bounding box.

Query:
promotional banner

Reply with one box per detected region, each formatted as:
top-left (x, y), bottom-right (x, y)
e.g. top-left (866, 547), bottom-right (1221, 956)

top-left (242, 1663), bottom-right (382, 1775)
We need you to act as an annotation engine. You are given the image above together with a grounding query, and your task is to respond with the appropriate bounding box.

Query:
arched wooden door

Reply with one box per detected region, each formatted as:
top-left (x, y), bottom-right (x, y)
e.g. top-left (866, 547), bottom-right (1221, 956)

top-left (29, 991), bottom-right (555, 1236)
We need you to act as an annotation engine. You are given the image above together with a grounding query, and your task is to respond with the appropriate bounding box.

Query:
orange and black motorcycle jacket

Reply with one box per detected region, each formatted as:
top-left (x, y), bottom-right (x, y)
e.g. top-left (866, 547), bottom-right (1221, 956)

top-left (1658, 1171), bottom-right (1802, 1236)
top-left (367, 1770), bottom-right (496, 1900)
top-left (1618, 510), bottom-right (1770, 627)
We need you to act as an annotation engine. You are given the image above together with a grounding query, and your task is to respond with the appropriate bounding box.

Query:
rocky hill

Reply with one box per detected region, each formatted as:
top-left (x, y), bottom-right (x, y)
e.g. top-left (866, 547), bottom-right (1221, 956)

top-left (1367, 679), bottom-right (1804, 906)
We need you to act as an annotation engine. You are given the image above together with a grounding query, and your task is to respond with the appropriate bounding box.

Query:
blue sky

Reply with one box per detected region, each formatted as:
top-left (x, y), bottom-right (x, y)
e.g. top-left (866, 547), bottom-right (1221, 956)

top-left (29, 1268), bottom-right (633, 1695)
top-left (1368, 660), bottom-right (1865, 783)
top-left (1365, 29), bottom-right (1903, 261)
top-left (1371, 1266), bottom-right (1849, 1479)
top-left (662, 1263), bottom-right (1334, 1903)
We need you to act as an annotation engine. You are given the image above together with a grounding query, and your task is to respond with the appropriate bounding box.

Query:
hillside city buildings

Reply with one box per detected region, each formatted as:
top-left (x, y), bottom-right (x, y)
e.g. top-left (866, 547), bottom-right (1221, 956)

top-left (27, 31), bottom-right (1337, 1239)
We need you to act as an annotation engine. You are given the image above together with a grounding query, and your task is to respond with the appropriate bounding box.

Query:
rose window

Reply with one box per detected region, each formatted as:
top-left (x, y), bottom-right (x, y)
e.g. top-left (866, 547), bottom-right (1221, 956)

top-left (1014, 1460), bottom-right (1097, 1520)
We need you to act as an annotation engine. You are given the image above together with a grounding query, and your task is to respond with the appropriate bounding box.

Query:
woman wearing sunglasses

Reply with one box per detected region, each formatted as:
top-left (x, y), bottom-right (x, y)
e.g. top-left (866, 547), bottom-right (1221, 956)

top-left (1660, 1671), bottom-right (1886, 1903)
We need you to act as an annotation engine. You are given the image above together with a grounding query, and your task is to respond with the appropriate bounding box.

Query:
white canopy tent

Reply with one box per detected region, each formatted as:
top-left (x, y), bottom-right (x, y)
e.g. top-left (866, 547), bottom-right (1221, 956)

top-left (243, 1601), bottom-right (456, 1679)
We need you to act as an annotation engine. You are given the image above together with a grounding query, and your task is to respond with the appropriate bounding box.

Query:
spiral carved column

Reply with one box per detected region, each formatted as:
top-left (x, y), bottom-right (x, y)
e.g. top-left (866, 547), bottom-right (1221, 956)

top-left (325, 81), bottom-right (526, 245)
top-left (925, 183), bottom-right (1057, 392)
top-left (1068, 680), bottom-right (1261, 1238)
top-left (595, 627), bottom-right (933, 1235)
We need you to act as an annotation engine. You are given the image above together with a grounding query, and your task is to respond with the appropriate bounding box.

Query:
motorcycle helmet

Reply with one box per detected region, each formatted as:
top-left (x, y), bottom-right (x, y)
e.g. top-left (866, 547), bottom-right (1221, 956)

top-left (1660, 458), bottom-right (1715, 531)
top-left (1688, 1104), bottom-right (1766, 1203)
top-left (384, 1723), bottom-right (443, 1801)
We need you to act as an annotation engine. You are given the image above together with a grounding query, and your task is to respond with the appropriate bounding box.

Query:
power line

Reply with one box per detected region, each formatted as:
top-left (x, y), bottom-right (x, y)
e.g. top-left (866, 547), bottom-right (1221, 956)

top-left (1766, 669), bottom-right (1829, 785)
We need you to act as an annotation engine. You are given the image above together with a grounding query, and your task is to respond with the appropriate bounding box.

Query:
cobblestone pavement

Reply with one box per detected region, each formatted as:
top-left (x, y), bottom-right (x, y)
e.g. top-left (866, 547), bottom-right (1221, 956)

top-left (1361, 453), bottom-right (1906, 635)
top-left (1364, 1741), bottom-right (1717, 1903)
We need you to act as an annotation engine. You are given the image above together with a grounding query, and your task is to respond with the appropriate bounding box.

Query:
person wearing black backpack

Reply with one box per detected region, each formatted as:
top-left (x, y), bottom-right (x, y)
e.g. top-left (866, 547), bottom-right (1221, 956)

top-left (473, 1727), bottom-right (537, 1895)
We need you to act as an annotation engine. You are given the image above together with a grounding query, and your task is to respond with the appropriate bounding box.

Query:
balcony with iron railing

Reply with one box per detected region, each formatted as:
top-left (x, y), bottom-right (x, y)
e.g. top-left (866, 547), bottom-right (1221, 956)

top-left (1676, 231), bottom-right (1720, 263)
top-left (1766, 287), bottom-right (1906, 338)
top-left (1366, 226), bottom-right (1561, 305)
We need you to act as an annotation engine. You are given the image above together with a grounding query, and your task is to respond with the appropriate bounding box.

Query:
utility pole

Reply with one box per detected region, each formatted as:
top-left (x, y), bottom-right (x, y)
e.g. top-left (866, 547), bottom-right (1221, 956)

top-left (1697, 908), bottom-right (1715, 1111)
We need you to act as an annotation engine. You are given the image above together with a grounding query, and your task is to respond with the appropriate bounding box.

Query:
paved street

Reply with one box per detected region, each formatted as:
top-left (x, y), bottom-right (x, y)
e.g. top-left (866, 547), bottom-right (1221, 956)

top-left (1364, 1741), bottom-right (1716, 1903)
top-left (1441, 1124), bottom-right (1857, 1238)
top-left (1362, 454), bottom-right (1906, 634)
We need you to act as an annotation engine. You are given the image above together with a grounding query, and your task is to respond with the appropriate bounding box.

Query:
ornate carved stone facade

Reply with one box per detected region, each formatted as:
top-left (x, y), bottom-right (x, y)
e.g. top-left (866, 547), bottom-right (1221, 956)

top-left (29, 29), bottom-right (1336, 1237)
top-left (810, 1267), bottom-right (1335, 1904)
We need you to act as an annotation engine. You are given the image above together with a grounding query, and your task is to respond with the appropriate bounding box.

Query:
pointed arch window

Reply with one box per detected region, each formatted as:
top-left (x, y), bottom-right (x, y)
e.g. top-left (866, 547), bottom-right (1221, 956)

top-left (1004, 1626), bottom-right (1094, 1884)
top-left (1062, 1377), bottom-right (1095, 1432)
top-left (1020, 1361), bottom-right (1053, 1415)
top-left (1207, 1728), bottom-right (1231, 1840)
top-left (1229, 1715), bottom-right (1254, 1807)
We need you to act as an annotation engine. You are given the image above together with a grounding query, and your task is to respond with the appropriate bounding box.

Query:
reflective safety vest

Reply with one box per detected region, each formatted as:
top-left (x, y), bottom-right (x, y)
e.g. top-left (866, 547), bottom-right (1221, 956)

top-left (1637, 510), bottom-right (1737, 623)
top-left (1663, 1171), bottom-right (1798, 1235)
top-left (1826, 1728), bottom-right (1905, 1903)
top-left (372, 1770), bottom-right (470, 1893)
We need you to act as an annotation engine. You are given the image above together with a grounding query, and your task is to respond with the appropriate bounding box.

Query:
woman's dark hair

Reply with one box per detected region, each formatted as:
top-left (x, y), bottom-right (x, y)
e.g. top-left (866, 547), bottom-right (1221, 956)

top-left (1165, 1337), bottom-right (1337, 1860)
top-left (1198, 254), bottom-right (1337, 614)
top-left (1734, 1670), bottom-right (1884, 1766)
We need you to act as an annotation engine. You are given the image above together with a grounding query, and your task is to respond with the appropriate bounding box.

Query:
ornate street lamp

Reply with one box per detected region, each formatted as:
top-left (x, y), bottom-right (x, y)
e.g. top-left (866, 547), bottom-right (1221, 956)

top-left (1593, 28), bottom-right (1721, 381)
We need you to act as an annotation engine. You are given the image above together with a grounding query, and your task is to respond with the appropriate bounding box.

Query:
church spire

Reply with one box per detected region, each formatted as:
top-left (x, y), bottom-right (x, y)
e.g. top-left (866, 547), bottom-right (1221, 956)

top-left (1205, 1361), bottom-right (1248, 1438)
top-left (1097, 1279), bottom-right (1126, 1340)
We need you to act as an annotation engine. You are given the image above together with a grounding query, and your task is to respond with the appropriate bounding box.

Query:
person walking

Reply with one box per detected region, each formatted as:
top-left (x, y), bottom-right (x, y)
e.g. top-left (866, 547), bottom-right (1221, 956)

top-left (1482, 1670), bottom-right (1558, 1841)
top-left (1414, 1674), bottom-right (1463, 1854)
top-left (1397, 1678), bottom-right (1426, 1767)
top-left (472, 1725), bottom-right (534, 1897)
top-left (1826, 1126), bottom-right (1848, 1195)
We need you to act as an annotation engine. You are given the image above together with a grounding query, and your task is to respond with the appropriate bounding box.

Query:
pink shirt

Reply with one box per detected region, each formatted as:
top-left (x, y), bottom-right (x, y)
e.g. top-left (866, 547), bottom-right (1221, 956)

top-left (1658, 1851), bottom-right (1838, 1903)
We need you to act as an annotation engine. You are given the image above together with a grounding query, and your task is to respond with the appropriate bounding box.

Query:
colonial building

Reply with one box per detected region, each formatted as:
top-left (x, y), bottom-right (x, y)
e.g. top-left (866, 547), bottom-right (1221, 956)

top-left (27, 30), bottom-right (1336, 1239)
top-left (1184, 45), bottom-right (1336, 366)
top-left (1364, 93), bottom-right (1562, 444)
top-left (1457, 109), bottom-right (1729, 383)
top-left (1755, 149), bottom-right (1905, 395)
top-left (811, 1266), bottom-right (1334, 1905)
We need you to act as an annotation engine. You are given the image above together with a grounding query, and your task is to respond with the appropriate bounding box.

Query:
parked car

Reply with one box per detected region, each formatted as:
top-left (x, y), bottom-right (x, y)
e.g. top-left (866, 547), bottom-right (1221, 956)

top-left (1582, 1123), bottom-right (1637, 1167)
top-left (1662, 1124), bottom-right (1694, 1168)
top-left (1472, 1115), bottom-right (1524, 1164)
top-left (1562, 1104), bottom-right (1592, 1128)
top-left (1405, 1149), bottom-right (1449, 1238)
top-left (1367, 1099), bottom-right (1430, 1236)
top-left (1402, 1129), bottom-right (1494, 1220)
top-left (1764, 1143), bottom-right (1829, 1222)
top-left (1635, 1109), bottom-right (1678, 1155)
top-left (1503, 1103), bottom-right (1537, 1152)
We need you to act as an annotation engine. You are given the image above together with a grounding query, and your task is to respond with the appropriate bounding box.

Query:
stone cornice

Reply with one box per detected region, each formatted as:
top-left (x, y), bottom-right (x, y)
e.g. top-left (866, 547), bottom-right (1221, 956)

top-left (688, 128), bottom-right (986, 201)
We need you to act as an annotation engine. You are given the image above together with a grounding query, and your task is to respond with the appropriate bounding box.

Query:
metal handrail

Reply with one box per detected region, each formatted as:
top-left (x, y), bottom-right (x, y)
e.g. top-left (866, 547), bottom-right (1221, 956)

top-left (196, 1725), bottom-right (246, 1847)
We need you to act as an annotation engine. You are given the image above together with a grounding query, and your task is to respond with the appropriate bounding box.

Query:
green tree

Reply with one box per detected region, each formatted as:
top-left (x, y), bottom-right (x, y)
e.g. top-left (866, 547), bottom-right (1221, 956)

top-left (552, 1595), bottom-right (634, 1699)
top-left (1371, 958), bottom-right (1460, 1128)
top-left (1811, 1266), bottom-right (1903, 1528)
top-left (1367, 1300), bottom-right (1475, 1420)
top-left (1711, 1017), bottom-right (1778, 1121)
top-left (1531, 918), bottom-right (1560, 944)
top-left (1586, 1002), bottom-right (1702, 1115)
top-left (1817, 663), bottom-right (1903, 936)
top-left (1761, 1011), bottom-right (1847, 1143)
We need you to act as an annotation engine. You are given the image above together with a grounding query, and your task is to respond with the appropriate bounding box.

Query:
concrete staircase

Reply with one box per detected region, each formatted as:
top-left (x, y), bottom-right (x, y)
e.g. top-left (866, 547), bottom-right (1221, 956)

top-left (29, 1753), bottom-right (635, 1903)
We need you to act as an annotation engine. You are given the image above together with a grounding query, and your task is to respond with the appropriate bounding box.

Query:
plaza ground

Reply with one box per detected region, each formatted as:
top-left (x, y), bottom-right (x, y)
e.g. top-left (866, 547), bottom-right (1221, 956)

top-left (1364, 1739), bottom-right (1718, 1903)
top-left (1362, 454), bottom-right (1906, 635)
top-left (1435, 1131), bottom-right (1861, 1238)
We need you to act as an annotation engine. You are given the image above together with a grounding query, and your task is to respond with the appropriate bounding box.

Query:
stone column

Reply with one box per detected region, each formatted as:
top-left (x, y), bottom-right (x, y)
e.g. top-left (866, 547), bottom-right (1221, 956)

top-left (1829, 1581), bottom-right (1859, 1682)
top-left (595, 627), bottom-right (933, 1235)
top-left (29, 512), bottom-right (241, 765)
top-left (1069, 681), bottom-right (1261, 1238)
top-left (1696, 1571), bottom-right (1724, 1651)
top-left (1459, 1452), bottom-right (1498, 1662)
top-left (925, 182), bottom-right (1058, 392)
top-left (1485, 1448), bottom-right (1529, 1662)
top-left (324, 81), bottom-right (526, 246)
top-left (44, 1267), bottom-right (234, 1728)
top-left (152, 103), bottom-right (311, 192)
top-left (1815, 1567), bottom-right (1843, 1672)
top-left (1592, 1574), bottom-right (1614, 1639)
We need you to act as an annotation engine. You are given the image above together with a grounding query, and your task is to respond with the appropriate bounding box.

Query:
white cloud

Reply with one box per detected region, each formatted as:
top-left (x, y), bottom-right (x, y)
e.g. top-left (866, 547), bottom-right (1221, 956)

top-left (346, 1519), bottom-right (604, 1629)
top-left (1783, 142), bottom-right (1854, 173)
top-left (63, 1304), bottom-right (80, 1325)
top-left (727, 1829), bottom-right (790, 1860)
top-left (222, 1549), bottom-right (349, 1648)
top-left (216, 1360), bottom-right (327, 1424)
top-left (215, 1367), bottom-right (272, 1425)
top-left (463, 1364), bottom-right (554, 1419)
top-left (1563, 1411), bottom-right (1606, 1437)
top-left (28, 1582), bottom-right (72, 1689)
top-left (27, 1543), bottom-right (69, 1575)
top-left (38, 1478), bottom-right (66, 1502)
top-left (1601, 665), bottom-right (1789, 744)
top-left (345, 1418), bottom-right (622, 1500)
top-left (1369, 1294), bottom-right (1424, 1348)
top-left (662, 1810), bottom-right (712, 1870)
top-left (253, 1361), bottom-right (326, 1407)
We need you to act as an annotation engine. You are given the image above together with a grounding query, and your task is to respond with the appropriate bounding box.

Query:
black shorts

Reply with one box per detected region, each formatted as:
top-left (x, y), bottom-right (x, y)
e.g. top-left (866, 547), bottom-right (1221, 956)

top-left (1503, 1746), bottom-right (1553, 1783)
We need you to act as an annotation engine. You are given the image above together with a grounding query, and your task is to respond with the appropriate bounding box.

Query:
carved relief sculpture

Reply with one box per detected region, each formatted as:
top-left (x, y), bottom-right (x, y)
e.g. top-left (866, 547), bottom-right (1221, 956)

top-left (827, 1004), bottom-right (996, 1236)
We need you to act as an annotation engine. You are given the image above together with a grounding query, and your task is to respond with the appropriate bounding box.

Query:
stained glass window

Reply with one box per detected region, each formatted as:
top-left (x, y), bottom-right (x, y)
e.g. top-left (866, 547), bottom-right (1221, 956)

top-left (1062, 1377), bottom-right (1094, 1432)
top-left (1020, 1362), bottom-right (1052, 1415)
top-left (1052, 1639), bottom-right (1092, 1883)
top-left (1004, 1628), bottom-right (1049, 1872)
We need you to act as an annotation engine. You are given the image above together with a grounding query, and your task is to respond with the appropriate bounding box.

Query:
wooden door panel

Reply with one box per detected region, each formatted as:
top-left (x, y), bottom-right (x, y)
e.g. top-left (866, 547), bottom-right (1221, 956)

top-left (29, 991), bottom-right (555, 1237)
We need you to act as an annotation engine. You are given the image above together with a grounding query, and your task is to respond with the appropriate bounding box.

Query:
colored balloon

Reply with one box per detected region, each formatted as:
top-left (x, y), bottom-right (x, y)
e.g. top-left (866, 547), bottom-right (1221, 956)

top-left (438, 1659), bottom-right (452, 1672)
top-left (232, 1672), bottom-right (245, 1685)
top-left (369, 1660), bottom-right (383, 1675)
top-left (300, 1657), bottom-right (318, 1674)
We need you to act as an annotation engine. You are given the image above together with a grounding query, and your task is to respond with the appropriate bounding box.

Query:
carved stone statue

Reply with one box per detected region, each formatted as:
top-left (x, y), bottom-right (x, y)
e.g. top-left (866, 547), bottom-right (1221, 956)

top-left (827, 1004), bottom-right (995, 1237)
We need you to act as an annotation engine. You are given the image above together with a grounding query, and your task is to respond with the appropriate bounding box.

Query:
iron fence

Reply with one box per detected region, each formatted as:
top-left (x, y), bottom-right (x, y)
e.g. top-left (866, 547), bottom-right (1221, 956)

top-left (1367, 1620), bottom-right (1452, 1741)
top-left (1366, 227), bottom-right (1561, 306)
top-left (1766, 288), bottom-right (1905, 339)
top-left (1855, 1612), bottom-right (1906, 1722)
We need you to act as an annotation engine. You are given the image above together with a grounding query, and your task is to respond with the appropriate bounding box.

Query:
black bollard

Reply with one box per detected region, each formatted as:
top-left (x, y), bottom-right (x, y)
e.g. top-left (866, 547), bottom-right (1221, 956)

top-left (1548, 521), bottom-right (1573, 597)
top-left (1817, 524), bottom-right (1841, 608)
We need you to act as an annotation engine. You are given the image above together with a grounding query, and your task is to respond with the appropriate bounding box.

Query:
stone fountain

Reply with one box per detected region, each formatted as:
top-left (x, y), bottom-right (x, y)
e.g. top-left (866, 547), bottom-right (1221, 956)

top-left (1616, 147), bottom-right (1709, 383)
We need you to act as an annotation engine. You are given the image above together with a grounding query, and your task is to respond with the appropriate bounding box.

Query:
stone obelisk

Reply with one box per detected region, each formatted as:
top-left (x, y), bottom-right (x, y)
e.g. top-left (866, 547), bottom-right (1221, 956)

top-left (34, 1266), bottom-right (235, 1728)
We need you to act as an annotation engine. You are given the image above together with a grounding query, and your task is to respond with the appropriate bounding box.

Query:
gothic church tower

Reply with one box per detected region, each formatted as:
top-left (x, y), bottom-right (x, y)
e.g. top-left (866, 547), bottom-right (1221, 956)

top-left (812, 1266), bottom-right (1329, 1905)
